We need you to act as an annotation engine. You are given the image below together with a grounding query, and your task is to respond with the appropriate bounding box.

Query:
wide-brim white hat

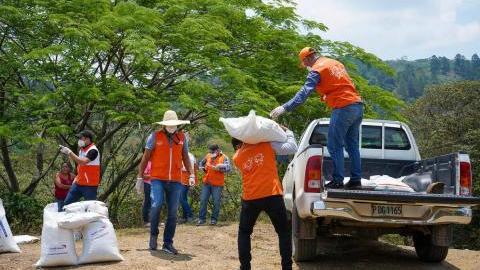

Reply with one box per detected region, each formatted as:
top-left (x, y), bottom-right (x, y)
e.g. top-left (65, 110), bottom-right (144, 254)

top-left (155, 110), bottom-right (190, 126)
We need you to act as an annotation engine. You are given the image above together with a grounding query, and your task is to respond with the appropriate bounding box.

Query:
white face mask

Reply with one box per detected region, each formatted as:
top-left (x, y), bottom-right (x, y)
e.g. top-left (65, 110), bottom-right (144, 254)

top-left (165, 126), bottom-right (177, 134)
top-left (78, 139), bottom-right (86, 148)
top-left (306, 66), bottom-right (312, 72)
top-left (211, 152), bottom-right (217, 158)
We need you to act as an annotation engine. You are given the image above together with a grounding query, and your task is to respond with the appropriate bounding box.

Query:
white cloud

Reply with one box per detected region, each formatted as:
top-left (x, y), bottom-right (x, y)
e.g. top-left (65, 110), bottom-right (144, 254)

top-left (295, 0), bottom-right (480, 59)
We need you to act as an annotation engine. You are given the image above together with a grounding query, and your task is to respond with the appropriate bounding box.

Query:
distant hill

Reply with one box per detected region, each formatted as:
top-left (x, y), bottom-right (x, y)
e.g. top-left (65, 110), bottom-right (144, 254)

top-left (356, 53), bottom-right (480, 102)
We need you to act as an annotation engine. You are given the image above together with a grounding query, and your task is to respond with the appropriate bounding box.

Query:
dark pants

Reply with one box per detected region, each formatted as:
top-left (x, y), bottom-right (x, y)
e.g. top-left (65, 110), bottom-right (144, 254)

top-left (328, 103), bottom-right (364, 183)
top-left (55, 199), bottom-right (65, 212)
top-left (179, 185), bottom-right (194, 219)
top-left (63, 182), bottom-right (98, 207)
top-left (150, 180), bottom-right (182, 245)
top-left (199, 183), bottom-right (223, 222)
top-left (143, 182), bottom-right (151, 223)
top-left (238, 195), bottom-right (292, 270)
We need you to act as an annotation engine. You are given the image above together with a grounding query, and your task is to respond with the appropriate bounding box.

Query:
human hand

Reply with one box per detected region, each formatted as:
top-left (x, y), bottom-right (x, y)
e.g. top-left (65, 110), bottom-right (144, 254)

top-left (269, 105), bottom-right (285, 119)
top-left (59, 145), bottom-right (72, 155)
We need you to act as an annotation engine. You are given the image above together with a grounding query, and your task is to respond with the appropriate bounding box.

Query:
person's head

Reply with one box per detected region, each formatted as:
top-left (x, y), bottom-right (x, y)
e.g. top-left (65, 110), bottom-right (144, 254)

top-left (60, 162), bottom-right (72, 174)
top-left (231, 137), bottom-right (243, 151)
top-left (156, 110), bottom-right (190, 134)
top-left (77, 130), bottom-right (94, 148)
top-left (298, 47), bottom-right (319, 68)
top-left (208, 144), bottom-right (220, 157)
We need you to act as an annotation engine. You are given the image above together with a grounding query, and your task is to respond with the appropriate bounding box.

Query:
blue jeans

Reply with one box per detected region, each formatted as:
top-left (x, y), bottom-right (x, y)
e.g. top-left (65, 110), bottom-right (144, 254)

top-left (327, 103), bottom-right (364, 183)
top-left (179, 185), bottom-right (194, 219)
top-left (63, 182), bottom-right (98, 207)
top-left (150, 180), bottom-right (182, 245)
top-left (56, 199), bottom-right (65, 212)
top-left (143, 182), bottom-right (151, 223)
top-left (199, 183), bottom-right (223, 222)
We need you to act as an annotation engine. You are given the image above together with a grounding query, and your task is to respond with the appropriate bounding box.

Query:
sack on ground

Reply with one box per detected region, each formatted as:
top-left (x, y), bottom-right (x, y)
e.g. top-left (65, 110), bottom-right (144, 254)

top-left (78, 218), bottom-right (123, 264)
top-left (35, 203), bottom-right (77, 267)
top-left (0, 199), bottom-right (21, 253)
top-left (63, 200), bottom-right (106, 213)
top-left (219, 110), bottom-right (287, 144)
top-left (57, 212), bottom-right (103, 230)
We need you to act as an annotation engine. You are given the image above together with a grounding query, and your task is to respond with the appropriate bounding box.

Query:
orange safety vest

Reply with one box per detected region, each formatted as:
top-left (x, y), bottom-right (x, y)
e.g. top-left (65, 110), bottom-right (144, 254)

top-left (150, 130), bottom-right (185, 182)
top-left (76, 144), bottom-right (101, 187)
top-left (233, 142), bottom-right (283, 201)
top-left (181, 153), bottom-right (198, 186)
top-left (311, 57), bottom-right (361, 109)
top-left (203, 153), bottom-right (226, 187)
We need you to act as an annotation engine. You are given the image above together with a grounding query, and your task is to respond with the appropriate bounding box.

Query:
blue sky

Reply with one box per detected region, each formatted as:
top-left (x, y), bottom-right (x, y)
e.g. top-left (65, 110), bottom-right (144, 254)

top-left (295, 0), bottom-right (480, 60)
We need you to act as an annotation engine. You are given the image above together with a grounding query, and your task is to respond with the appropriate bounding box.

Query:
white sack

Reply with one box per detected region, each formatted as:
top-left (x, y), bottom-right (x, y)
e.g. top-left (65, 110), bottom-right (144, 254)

top-left (78, 218), bottom-right (123, 264)
top-left (14, 235), bottom-right (39, 245)
top-left (35, 203), bottom-right (77, 267)
top-left (86, 203), bottom-right (109, 218)
top-left (57, 212), bottom-right (103, 230)
top-left (370, 175), bottom-right (414, 192)
top-left (0, 199), bottom-right (21, 253)
top-left (63, 201), bottom-right (106, 213)
top-left (219, 110), bottom-right (287, 144)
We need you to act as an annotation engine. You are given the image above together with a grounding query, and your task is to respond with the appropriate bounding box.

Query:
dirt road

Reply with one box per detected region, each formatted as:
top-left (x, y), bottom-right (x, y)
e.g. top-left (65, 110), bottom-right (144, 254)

top-left (1, 223), bottom-right (479, 270)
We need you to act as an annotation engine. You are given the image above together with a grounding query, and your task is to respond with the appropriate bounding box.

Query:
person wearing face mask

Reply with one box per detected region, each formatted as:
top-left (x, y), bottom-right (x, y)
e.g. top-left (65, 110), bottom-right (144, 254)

top-left (137, 110), bottom-right (194, 254)
top-left (269, 47), bottom-right (364, 190)
top-left (59, 130), bottom-right (101, 206)
top-left (197, 144), bottom-right (231, 226)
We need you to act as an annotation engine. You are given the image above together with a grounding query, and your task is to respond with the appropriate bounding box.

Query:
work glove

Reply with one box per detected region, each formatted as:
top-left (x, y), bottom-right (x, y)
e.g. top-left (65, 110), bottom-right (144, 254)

top-left (189, 174), bottom-right (195, 186)
top-left (135, 177), bottom-right (144, 195)
top-left (59, 145), bottom-right (72, 155)
top-left (269, 105), bottom-right (286, 119)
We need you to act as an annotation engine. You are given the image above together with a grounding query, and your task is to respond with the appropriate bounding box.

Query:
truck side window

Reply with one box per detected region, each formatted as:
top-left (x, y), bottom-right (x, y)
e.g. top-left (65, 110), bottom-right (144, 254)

top-left (385, 127), bottom-right (411, 150)
top-left (361, 126), bottom-right (382, 149)
top-left (309, 124), bottom-right (328, 145)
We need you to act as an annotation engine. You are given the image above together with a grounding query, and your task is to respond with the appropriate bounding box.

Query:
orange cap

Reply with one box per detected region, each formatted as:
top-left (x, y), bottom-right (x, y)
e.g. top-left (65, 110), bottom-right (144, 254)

top-left (299, 47), bottom-right (315, 62)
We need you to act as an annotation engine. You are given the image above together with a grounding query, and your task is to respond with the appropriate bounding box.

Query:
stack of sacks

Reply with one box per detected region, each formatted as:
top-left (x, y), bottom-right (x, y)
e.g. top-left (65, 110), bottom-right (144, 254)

top-left (219, 110), bottom-right (287, 144)
top-left (0, 198), bottom-right (21, 253)
top-left (36, 201), bottom-right (123, 267)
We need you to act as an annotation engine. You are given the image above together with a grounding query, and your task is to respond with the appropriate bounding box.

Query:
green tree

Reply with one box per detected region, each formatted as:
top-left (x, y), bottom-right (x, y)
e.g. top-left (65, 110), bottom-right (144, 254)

top-left (406, 81), bottom-right (480, 249)
top-left (472, 53), bottom-right (480, 80)
top-left (454, 53), bottom-right (469, 78)
top-left (0, 0), bottom-right (404, 210)
top-left (430, 55), bottom-right (440, 79)
top-left (439, 56), bottom-right (451, 75)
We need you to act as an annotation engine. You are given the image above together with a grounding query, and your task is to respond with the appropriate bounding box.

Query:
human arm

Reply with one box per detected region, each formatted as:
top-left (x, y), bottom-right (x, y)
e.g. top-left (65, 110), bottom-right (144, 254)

top-left (281, 71), bottom-right (321, 112)
top-left (270, 129), bottom-right (298, 155)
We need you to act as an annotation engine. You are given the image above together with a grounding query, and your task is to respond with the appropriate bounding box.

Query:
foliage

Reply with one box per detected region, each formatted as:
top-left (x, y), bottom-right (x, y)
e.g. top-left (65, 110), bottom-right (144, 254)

top-left (406, 81), bottom-right (480, 249)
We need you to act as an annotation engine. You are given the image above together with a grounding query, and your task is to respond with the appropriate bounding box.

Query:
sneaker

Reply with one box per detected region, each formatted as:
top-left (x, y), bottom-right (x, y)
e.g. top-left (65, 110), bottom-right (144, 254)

top-left (344, 180), bottom-right (362, 190)
top-left (197, 220), bottom-right (206, 226)
top-left (149, 235), bottom-right (158, 250)
top-left (177, 218), bottom-right (187, 224)
top-left (186, 217), bottom-right (194, 223)
top-left (325, 181), bottom-right (344, 189)
top-left (210, 220), bottom-right (217, 226)
top-left (162, 243), bottom-right (178, 255)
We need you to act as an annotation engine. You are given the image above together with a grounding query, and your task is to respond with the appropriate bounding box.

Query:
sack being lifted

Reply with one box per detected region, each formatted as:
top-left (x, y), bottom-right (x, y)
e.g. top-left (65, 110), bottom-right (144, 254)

top-left (219, 110), bottom-right (287, 144)
top-left (0, 198), bottom-right (21, 253)
top-left (78, 218), bottom-right (124, 264)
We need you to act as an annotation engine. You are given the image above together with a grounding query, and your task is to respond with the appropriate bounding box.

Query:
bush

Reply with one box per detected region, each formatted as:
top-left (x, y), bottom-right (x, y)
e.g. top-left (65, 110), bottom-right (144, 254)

top-left (0, 192), bottom-right (43, 234)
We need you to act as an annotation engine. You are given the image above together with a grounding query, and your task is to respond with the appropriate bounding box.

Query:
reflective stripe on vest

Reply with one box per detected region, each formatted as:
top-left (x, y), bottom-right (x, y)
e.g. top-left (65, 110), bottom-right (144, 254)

top-left (203, 153), bottom-right (226, 186)
top-left (77, 144), bottom-right (101, 187)
top-left (233, 142), bottom-right (282, 201)
top-left (311, 57), bottom-right (361, 109)
top-left (150, 131), bottom-right (185, 182)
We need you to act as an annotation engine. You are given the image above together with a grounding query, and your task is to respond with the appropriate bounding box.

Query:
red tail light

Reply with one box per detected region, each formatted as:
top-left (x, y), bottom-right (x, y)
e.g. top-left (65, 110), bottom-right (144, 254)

top-left (460, 161), bottom-right (472, 196)
top-left (305, 156), bottom-right (322, 193)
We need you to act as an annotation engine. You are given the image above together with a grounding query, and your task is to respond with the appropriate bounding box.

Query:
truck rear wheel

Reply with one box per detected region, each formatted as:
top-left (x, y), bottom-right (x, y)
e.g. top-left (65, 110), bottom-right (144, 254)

top-left (413, 233), bottom-right (449, 262)
top-left (292, 204), bottom-right (317, 262)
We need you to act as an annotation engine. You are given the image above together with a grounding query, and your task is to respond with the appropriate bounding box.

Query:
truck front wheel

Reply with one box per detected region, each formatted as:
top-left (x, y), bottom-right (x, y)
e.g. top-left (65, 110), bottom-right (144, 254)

top-left (292, 204), bottom-right (317, 262)
top-left (413, 233), bottom-right (449, 262)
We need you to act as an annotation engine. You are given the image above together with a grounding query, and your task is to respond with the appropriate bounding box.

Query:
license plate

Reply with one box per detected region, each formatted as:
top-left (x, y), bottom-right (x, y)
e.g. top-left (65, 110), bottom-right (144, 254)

top-left (371, 204), bottom-right (403, 217)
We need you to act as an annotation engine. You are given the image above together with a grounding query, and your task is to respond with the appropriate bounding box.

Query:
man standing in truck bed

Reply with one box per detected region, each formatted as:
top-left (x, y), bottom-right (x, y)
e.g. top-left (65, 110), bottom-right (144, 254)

top-left (270, 47), bottom-right (363, 189)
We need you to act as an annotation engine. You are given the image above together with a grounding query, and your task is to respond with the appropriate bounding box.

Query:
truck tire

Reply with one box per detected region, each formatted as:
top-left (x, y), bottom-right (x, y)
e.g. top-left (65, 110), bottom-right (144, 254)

top-left (413, 233), bottom-right (449, 262)
top-left (292, 204), bottom-right (316, 262)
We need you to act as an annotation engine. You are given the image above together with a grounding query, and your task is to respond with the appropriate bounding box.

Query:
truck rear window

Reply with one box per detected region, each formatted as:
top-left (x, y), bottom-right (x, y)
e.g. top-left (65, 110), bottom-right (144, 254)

top-left (309, 124), bottom-right (411, 150)
top-left (385, 127), bottom-right (411, 150)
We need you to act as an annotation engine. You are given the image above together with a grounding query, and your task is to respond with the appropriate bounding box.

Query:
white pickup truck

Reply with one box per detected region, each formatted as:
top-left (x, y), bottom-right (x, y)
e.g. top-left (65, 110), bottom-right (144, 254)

top-left (282, 118), bottom-right (480, 262)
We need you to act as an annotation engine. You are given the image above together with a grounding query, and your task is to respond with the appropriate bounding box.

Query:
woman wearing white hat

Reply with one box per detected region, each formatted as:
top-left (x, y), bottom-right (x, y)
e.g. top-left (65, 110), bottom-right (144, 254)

top-left (137, 110), bottom-right (195, 254)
